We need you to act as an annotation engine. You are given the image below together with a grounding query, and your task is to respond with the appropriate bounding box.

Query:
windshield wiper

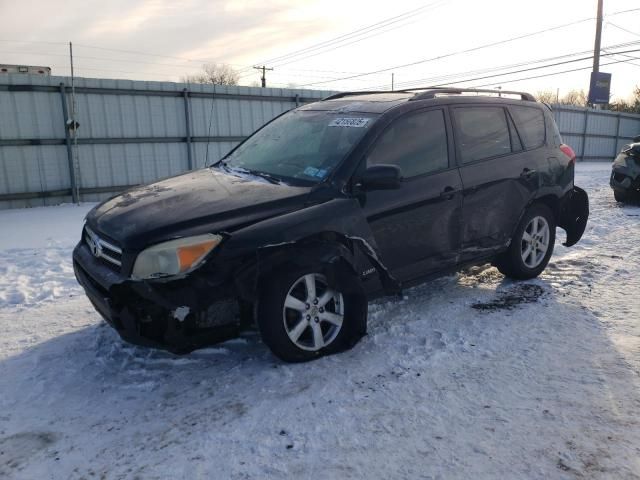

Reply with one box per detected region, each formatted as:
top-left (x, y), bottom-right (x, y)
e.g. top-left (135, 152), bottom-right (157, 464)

top-left (249, 170), bottom-right (281, 184)
top-left (219, 163), bottom-right (281, 185)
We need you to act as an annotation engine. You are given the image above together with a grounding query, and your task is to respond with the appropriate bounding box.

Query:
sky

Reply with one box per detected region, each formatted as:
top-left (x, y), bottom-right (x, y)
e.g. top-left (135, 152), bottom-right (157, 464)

top-left (0, 0), bottom-right (639, 100)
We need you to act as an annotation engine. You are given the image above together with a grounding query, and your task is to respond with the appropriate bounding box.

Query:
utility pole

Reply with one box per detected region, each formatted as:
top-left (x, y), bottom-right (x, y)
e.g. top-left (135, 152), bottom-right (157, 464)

top-left (253, 65), bottom-right (273, 88)
top-left (391, 73), bottom-right (394, 91)
top-left (591, 0), bottom-right (604, 108)
top-left (69, 41), bottom-right (80, 205)
top-left (592, 0), bottom-right (603, 76)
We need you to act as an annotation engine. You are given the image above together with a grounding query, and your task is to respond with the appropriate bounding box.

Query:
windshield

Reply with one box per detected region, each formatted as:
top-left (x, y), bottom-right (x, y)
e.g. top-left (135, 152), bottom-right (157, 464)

top-left (218, 110), bottom-right (377, 184)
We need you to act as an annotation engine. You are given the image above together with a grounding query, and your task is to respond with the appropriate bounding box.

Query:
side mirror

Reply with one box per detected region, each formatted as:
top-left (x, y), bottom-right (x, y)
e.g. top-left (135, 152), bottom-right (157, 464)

top-left (360, 164), bottom-right (402, 191)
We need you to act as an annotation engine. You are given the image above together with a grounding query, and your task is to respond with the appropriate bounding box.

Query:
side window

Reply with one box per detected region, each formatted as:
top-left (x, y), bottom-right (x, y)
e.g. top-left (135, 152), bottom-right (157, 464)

top-left (509, 105), bottom-right (546, 149)
top-left (453, 107), bottom-right (511, 163)
top-left (368, 109), bottom-right (448, 178)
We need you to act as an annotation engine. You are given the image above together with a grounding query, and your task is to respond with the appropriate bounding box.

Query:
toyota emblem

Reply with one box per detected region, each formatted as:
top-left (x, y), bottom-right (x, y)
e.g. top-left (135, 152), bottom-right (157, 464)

top-left (88, 235), bottom-right (102, 258)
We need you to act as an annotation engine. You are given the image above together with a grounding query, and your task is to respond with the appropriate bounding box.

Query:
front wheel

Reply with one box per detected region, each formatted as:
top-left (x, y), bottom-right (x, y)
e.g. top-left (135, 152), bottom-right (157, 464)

top-left (614, 189), bottom-right (630, 203)
top-left (257, 265), bottom-right (367, 362)
top-left (496, 204), bottom-right (556, 280)
top-left (613, 189), bottom-right (640, 203)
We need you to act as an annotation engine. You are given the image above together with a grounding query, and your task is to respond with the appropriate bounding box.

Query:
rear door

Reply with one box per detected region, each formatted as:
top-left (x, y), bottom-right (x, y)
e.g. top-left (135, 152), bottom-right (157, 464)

top-left (451, 105), bottom-right (541, 261)
top-left (360, 108), bottom-right (463, 282)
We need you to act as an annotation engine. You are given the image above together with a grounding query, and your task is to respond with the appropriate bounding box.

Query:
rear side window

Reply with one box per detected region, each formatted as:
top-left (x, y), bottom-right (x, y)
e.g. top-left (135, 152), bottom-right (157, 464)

top-left (368, 109), bottom-right (448, 177)
top-left (509, 105), bottom-right (545, 149)
top-left (453, 107), bottom-right (511, 163)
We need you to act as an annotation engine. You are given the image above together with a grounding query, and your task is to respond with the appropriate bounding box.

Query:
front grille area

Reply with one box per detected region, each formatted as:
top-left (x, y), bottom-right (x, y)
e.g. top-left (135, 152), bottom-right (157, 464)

top-left (84, 226), bottom-right (122, 271)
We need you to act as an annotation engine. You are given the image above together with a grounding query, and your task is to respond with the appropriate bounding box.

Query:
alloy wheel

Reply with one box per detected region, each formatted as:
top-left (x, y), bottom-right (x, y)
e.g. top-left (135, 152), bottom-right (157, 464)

top-left (521, 215), bottom-right (550, 268)
top-left (282, 273), bottom-right (344, 351)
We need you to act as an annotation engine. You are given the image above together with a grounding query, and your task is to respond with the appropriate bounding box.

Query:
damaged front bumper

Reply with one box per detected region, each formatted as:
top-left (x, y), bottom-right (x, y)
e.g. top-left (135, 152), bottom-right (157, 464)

top-left (73, 242), bottom-right (241, 354)
top-left (610, 163), bottom-right (640, 193)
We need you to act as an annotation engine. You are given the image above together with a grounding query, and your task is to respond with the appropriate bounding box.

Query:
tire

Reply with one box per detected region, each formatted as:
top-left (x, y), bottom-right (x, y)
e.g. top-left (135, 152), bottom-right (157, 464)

top-left (257, 263), bottom-right (367, 363)
top-left (614, 189), bottom-right (630, 203)
top-left (613, 189), bottom-right (640, 204)
top-left (496, 203), bottom-right (556, 280)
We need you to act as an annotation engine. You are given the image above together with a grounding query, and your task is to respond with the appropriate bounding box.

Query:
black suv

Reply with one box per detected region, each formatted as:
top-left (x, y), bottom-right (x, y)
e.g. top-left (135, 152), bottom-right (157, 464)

top-left (73, 87), bottom-right (589, 362)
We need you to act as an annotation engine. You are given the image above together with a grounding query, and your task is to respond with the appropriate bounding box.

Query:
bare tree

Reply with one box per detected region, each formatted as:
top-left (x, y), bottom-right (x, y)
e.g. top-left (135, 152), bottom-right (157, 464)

top-left (535, 89), bottom-right (557, 103)
top-left (182, 63), bottom-right (239, 86)
top-left (560, 89), bottom-right (588, 107)
top-left (607, 85), bottom-right (640, 114)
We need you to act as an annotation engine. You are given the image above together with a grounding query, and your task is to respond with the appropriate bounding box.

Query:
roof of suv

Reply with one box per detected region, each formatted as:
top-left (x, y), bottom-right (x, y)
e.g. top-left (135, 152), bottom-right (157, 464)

top-left (299, 87), bottom-right (538, 114)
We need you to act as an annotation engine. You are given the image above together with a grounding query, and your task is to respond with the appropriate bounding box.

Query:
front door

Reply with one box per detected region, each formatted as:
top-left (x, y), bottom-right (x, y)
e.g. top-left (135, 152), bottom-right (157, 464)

top-left (360, 108), bottom-right (463, 282)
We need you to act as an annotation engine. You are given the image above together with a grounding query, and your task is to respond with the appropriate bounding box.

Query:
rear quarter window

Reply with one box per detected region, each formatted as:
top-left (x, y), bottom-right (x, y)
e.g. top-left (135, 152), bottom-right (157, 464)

top-left (509, 105), bottom-right (546, 149)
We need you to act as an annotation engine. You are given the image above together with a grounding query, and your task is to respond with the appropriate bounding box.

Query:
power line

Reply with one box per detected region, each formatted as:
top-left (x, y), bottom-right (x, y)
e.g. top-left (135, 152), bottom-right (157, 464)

top-left (0, 49), bottom-right (224, 70)
top-left (362, 48), bottom-right (597, 91)
top-left (239, 1), bottom-right (447, 73)
top-left (268, 16), bottom-right (428, 70)
top-left (72, 43), bottom-right (250, 68)
top-left (358, 41), bottom-right (640, 92)
top-left (297, 17), bottom-right (595, 87)
top-left (471, 56), bottom-right (640, 89)
top-left (297, 6), bottom-right (640, 88)
top-left (422, 46), bottom-right (640, 90)
top-left (0, 47), bottom-right (374, 83)
top-left (0, 39), bottom-right (67, 46)
top-left (430, 47), bottom-right (640, 88)
top-left (607, 22), bottom-right (640, 38)
top-left (32, 63), bottom-right (185, 79)
top-left (0, 49), bottom-right (369, 81)
top-left (603, 50), bottom-right (640, 68)
top-left (267, 2), bottom-right (447, 69)
top-left (2, 6), bottom-right (639, 83)
top-left (0, 38), bottom-right (251, 68)
top-left (604, 7), bottom-right (640, 16)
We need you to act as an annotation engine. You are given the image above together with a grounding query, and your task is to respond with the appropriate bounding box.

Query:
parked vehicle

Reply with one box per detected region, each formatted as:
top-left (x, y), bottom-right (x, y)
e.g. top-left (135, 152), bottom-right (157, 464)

top-left (73, 87), bottom-right (589, 362)
top-left (611, 135), bottom-right (640, 203)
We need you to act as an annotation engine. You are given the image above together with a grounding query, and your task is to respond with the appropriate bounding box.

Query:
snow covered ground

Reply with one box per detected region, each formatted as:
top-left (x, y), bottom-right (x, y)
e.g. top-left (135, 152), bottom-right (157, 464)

top-left (0, 163), bottom-right (639, 479)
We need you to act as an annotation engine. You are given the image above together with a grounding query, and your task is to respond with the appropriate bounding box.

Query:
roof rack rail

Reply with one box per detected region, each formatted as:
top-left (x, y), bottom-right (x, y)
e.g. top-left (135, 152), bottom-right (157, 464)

top-left (404, 87), bottom-right (536, 102)
top-left (321, 90), bottom-right (396, 101)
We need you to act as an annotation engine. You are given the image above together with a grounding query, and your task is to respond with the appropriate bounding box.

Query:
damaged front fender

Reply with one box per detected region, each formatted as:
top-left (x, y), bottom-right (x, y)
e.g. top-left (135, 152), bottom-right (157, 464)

top-left (222, 198), bottom-right (401, 299)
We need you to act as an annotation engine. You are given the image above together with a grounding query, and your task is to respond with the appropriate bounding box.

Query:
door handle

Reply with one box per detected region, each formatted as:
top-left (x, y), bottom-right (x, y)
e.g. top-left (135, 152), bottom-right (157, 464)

top-left (440, 186), bottom-right (460, 199)
top-left (520, 168), bottom-right (537, 178)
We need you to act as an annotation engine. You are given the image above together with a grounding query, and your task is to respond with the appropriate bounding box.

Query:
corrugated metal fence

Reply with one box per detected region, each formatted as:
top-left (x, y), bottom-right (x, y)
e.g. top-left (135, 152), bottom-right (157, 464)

top-left (1, 75), bottom-right (639, 209)
top-left (552, 105), bottom-right (640, 162)
top-left (0, 75), bottom-right (334, 209)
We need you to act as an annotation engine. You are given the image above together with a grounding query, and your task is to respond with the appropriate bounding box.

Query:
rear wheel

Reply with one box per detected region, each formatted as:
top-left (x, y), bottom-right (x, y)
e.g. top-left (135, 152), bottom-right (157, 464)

top-left (257, 265), bottom-right (367, 362)
top-left (496, 204), bottom-right (556, 280)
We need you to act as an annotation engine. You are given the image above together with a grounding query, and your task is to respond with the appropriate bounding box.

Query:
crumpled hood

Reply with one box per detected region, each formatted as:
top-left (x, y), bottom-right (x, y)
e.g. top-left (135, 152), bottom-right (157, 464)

top-left (87, 168), bottom-right (311, 250)
top-left (613, 144), bottom-right (640, 175)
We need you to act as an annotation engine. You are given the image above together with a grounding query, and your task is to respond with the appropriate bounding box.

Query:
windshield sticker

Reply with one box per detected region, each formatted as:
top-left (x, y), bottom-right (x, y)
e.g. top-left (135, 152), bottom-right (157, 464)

top-left (315, 169), bottom-right (328, 178)
top-left (329, 117), bottom-right (370, 128)
top-left (303, 166), bottom-right (319, 177)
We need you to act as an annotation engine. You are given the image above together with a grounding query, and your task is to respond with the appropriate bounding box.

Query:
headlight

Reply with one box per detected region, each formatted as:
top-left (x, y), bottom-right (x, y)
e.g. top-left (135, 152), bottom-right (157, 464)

top-left (132, 234), bottom-right (222, 280)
